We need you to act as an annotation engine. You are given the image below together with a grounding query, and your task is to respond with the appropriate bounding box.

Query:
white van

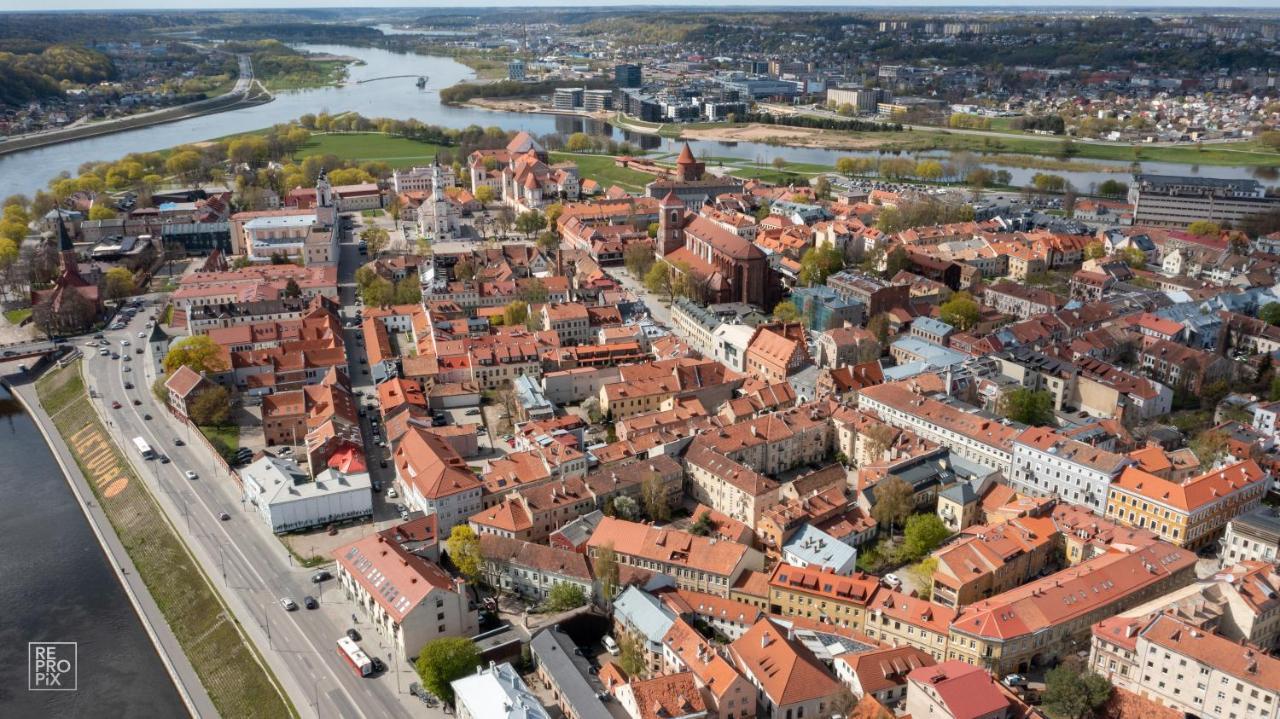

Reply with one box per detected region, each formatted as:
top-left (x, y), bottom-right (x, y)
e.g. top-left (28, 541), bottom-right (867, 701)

top-left (602, 636), bottom-right (620, 656)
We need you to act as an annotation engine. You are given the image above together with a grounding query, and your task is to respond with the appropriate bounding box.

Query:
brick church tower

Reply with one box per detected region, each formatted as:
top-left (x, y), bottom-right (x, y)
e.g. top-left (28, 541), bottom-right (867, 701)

top-left (657, 191), bottom-right (686, 256)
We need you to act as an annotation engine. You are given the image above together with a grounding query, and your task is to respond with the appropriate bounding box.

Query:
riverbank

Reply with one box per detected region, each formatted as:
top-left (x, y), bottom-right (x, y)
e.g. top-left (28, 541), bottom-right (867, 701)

top-left (30, 361), bottom-right (296, 719)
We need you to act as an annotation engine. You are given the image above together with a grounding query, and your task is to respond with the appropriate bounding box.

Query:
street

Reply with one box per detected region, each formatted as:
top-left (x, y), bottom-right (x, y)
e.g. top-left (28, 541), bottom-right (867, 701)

top-left (81, 229), bottom-right (445, 718)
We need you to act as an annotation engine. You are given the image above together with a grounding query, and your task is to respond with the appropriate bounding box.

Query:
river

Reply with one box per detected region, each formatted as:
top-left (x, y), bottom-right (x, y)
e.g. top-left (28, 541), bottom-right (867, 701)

top-left (0, 385), bottom-right (186, 717)
top-left (0, 43), bottom-right (1275, 199)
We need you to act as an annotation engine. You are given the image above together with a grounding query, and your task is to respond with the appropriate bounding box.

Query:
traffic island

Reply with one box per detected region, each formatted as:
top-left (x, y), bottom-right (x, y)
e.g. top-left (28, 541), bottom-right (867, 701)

top-left (34, 361), bottom-right (297, 719)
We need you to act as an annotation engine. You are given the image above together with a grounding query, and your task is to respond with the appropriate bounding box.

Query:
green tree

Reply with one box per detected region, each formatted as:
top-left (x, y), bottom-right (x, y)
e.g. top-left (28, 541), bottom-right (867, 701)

top-left (518, 278), bottom-right (548, 305)
top-left (772, 300), bottom-right (801, 323)
top-left (906, 556), bottom-right (939, 600)
top-left (283, 278), bottom-right (302, 299)
top-left (362, 277), bottom-right (394, 307)
top-left (870, 476), bottom-right (915, 537)
top-left (445, 524), bottom-right (482, 581)
top-left (644, 262), bottom-right (676, 303)
top-left (543, 582), bottom-right (587, 612)
top-left (1187, 220), bottom-right (1221, 238)
top-left (502, 300), bottom-right (528, 327)
top-left (360, 226), bottom-right (389, 255)
top-left (102, 267), bottom-right (136, 303)
top-left (1261, 302), bottom-right (1280, 327)
top-left (164, 335), bottom-right (226, 375)
top-left (454, 259), bottom-right (476, 282)
top-left (593, 543), bottom-right (620, 600)
top-left (414, 637), bottom-right (480, 704)
top-left (1189, 429), bottom-right (1230, 466)
top-left (939, 291), bottom-right (979, 332)
top-left (689, 510), bottom-right (716, 536)
top-left (474, 185), bottom-right (495, 204)
top-left (393, 277), bottom-right (421, 304)
top-left (618, 633), bottom-right (646, 677)
top-left (798, 244), bottom-right (844, 287)
top-left (514, 210), bottom-right (546, 238)
top-left (188, 384), bottom-right (232, 426)
top-left (624, 242), bottom-right (654, 279)
top-left (867, 313), bottom-right (890, 344)
top-left (87, 205), bottom-right (117, 221)
top-left (1097, 179), bottom-right (1129, 198)
top-left (565, 132), bottom-right (592, 152)
top-left (1118, 246), bottom-right (1147, 268)
top-left (1084, 241), bottom-right (1106, 260)
top-left (1000, 388), bottom-right (1054, 426)
top-left (901, 514), bottom-right (951, 562)
top-left (813, 176), bottom-right (831, 200)
top-left (1041, 660), bottom-right (1112, 719)
top-left (882, 246), bottom-right (911, 278)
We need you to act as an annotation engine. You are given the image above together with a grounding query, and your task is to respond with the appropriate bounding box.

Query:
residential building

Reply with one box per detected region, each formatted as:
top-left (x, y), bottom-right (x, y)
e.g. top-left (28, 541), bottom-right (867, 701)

top-left (1008, 427), bottom-right (1131, 514)
top-left (728, 618), bottom-right (845, 719)
top-left (660, 616), bottom-right (756, 719)
top-left (948, 543), bottom-right (1196, 674)
top-left (683, 441), bottom-right (781, 528)
top-left (163, 365), bottom-right (215, 420)
top-left (615, 672), bottom-right (708, 719)
top-left (1222, 508), bottom-right (1280, 567)
top-left (530, 627), bottom-right (614, 719)
top-left (478, 534), bottom-right (594, 604)
top-left (768, 563), bottom-right (879, 632)
top-left (834, 646), bottom-right (935, 707)
top-left (332, 532), bottom-right (476, 660)
top-left (614, 587), bottom-right (678, 673)
top-left (587, 517), bottom-right (765, 597)
top-left (1129, 174), bottom-right (1280, 228)
top-left (904, 661), bottom-right (1022, 719)
top-left (1105, 460), bottom-right (1267, 549)
top-left (1091, 612), bottom-right (1280, 719)
top-left (392, 424), bottom-right (483, 536)
top-left (1138, 339), bottom-right (1232, 395)
top-left (858, 382), bottom-right (1016, 473)
top-left (781, 523), bottom-right (858, 575)
top-left (930, 516), bottom-right (1056, 609)
top-left (827, 270), bottom-right (910, 318)
top-left (452, 662), bottom-right (549, 719)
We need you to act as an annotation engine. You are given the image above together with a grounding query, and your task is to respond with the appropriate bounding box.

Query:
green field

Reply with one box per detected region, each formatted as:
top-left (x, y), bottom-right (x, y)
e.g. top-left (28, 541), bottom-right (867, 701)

top-left (3, 308), bottom-right (31, 325)
top-left (293, 132), bottom-right (446, 168)
top-left (550, 152), bottom-right (656, 192)
top-left (36, 363), bottom-right (295, 719)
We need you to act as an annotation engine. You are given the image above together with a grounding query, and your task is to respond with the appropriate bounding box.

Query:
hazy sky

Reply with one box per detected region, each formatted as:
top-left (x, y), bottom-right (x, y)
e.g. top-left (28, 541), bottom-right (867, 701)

top-left (4, 0), bottom-right (1280, 9)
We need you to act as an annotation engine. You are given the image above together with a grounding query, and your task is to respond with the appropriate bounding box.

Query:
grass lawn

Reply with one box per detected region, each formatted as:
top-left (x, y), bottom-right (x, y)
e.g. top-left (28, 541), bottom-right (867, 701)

top-left (293, 132), bottom-right (446, 168)
top-left (37, 363), bottom-right (294, 719)
top-left (550, 152), bottom-right (654, 192)
top-left (199, 424), bottom-right (240, 456)
top-left (3, 308), bottom-right (31, 325)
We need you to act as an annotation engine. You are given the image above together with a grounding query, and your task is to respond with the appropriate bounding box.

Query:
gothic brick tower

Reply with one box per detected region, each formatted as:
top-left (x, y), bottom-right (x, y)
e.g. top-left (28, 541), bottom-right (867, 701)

top-left (674, 142), bottom-right (705, 182)
top-left (658, 191), bottom-right (686, 257)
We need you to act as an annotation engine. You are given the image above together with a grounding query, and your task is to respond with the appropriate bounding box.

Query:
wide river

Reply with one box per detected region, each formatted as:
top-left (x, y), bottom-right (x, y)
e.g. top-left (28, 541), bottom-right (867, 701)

top-left (0, 385), bottom-right (186, 717)
top-left (0, 43), bottom-right (1275, 199)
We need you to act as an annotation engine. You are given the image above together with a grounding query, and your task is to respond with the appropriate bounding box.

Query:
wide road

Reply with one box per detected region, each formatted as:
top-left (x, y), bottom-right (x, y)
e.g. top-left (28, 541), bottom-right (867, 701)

top-left (83, 309), bottom-right (441, 717)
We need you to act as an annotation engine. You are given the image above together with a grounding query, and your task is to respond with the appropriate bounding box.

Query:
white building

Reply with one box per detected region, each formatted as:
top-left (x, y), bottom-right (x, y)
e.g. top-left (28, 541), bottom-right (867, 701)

top-left (394, 425), bottom-right (484, 537)
top-left (1007, 427), bottom-right (1130, 515)
top-left (333, 531), bottom-right (477, 661)
top-left (240, 456), bottom-right (372, 534)
top-left (781, 524), bottom-right (858, 575)
top-left (242, 214), bottom-right (317, 261)
top-left (452, 662), bottom-right (549, 719)
top-left (415, 162), bottom-right (460, 241)
top-left (393, 164), bottom-right (457, 195)
top-left (1222, 508), bottom-right (1280, 567)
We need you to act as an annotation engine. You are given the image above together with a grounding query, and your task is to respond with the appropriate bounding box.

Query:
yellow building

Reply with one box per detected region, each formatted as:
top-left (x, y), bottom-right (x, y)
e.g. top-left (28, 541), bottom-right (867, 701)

top-left (1105, 460), bottom-right (1266, 549)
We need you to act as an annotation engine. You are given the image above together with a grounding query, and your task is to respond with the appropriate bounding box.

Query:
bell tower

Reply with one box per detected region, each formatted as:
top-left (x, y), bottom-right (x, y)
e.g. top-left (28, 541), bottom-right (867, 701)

top-left (658, 191), bottom-right (685, 257)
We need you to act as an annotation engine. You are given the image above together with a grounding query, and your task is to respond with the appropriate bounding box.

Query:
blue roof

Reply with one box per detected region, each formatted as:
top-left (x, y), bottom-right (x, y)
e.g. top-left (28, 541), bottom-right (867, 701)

top-left (912, 317), bottom-right (954, 338)
top-left (781, 524), bottom-right (857, 573)
top-left (890, 336), bottom-right (967, 368)
top-left (613, 587), bottom-right (675, 645)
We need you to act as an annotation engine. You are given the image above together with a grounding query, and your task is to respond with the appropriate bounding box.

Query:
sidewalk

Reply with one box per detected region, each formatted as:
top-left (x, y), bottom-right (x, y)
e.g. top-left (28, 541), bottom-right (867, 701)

top-left (8, 378), bottom-right (217, 719)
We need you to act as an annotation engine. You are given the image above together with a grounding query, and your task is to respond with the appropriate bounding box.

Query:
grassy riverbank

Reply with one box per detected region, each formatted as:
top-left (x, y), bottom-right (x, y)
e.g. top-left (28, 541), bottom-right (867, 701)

top-left (291, 132), bottom-right (446, 168)
top-left (35, 362), bottom-right (296, 719)
top-left (549, 151), bottom-right (655, 192)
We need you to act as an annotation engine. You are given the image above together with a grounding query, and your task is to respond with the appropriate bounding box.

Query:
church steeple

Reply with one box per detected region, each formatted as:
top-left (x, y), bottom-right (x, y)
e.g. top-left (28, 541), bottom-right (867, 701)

top-left (56, 211), bottom-right (73, 252)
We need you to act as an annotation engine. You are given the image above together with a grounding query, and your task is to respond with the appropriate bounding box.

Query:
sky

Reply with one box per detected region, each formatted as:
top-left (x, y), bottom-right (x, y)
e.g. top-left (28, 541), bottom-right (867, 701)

top-left (3, 0), bottom-right (1280, 9)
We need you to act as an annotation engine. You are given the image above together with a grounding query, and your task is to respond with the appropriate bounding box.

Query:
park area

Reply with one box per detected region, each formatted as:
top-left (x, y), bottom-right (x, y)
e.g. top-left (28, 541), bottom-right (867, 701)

top-left (291, 132), bottom-right (446, 168)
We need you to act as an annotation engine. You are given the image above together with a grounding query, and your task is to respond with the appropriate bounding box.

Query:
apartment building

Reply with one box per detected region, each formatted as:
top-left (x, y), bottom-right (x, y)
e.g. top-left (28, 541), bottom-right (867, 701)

top-left (948, 543), bottom-right (1196, 674)
top-left (694, 403), bottom-right (832, 476)
top-left (864, 589), bottom-right (957, 662)
top-left (1138, 339), bottom-right (1232, 395)
top-left (930, 516), bottom-right (1057, 609)
top-left (541, 302), bottom-right (593, 346)
top-left (332, 532), bottom-right (477, 661)
top-left (768, 563), bottom-right (879, 632)
top-left (392, 424), bottom-right (484, 536)
top-left (660, 617), bottom-right (756, 719)
top-left (1222, 508), bottom-right (1280, 567)
top-left (982, 281), bottom-right (1064, 321)
top-left (1114, 561), bottom-right (1280, 650)
top-left (1105, 460), bottom-right (1267, 549)
top-left (729, 618), bottom-right (845, 719)
top-left (858, 382), bottom-right (1016, 473)
top-left (586, 517), bottom-right (764, 597)
top-left (904, 661), bottom-right (1026, 719)
top-left (1008, 427), bottom-right (1131, 514)
top-left (477, 534), bottom-right (593, 604)
top-left (683, 441), bottom-right (781, 528)
top-left (1091, 613), bottom-right (1280, 719)
top-left (834, 646), bottom-right (934, 708)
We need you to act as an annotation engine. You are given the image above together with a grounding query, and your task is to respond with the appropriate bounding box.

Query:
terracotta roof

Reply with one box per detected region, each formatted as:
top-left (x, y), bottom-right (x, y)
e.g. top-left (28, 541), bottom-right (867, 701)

top-left (729, 617), bottom-right (842, 707)
top-left (836, 645), bottom-right (935, 695)
top-left (164, 365), bottom-right (206, 398)
top-left (587, 517), bottom-right (751, 579)
top-left (1111, 459), bottom-right (1266, 512)
top-left (1142, 613), bottom-right (1280, 691)
top-left (624, 672), bottom-right (706, 719)
top-left (332, 533), bottom-right (457, 623)
top-left (393, 424), bottom-right (481, 500)
top-left (906, 661), bottom-right (1010, 719)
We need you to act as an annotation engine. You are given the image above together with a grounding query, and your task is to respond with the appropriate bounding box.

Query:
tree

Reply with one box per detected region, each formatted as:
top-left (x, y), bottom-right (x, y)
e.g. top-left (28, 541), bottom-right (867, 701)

top-left (593, 543), bottom-right (620, 600)
top-left (624, 242), bottom-right (654, 279)
top-left (502, 300), bottom-right (528, 327)
top-left (361, 277), bottom-right (394, 307)
top-left (283, 278), bottom-right (302, 299)
top-left (1260, 302), bottom-right (1280, 327)
top-left (1000, 388), bottom-right (1054, 426)
top-left (565, 132), bottom-right (592, 152)
top-left (543, 582), bottom-right (587, 612)
top-left (641, 474), bottom-right (669, 522)
top-left (474, 185), bottom-right (495, 204)
top-left (902, 514), bottom-right (951, 561)
top-left (514, 210), bottom-right (546, 238)
top-left (1084, 241), bottom-right (1106, 260)
top-left (906, 556), bottom-right (939, 600)
top-left (188, 385), bottom-right (231, 426)
top-left (772, 300), bottom-right (801, 323)
top-left (813, 176), bottom-right (831, 200)
top-left (870, 476), bottom-right (914, 536)
top-left (164, 335), bottom-right (226, 375)
top-left (1189, 429), bottom-right (1230, 467)
top-left (393, 277), bottom-right (421, 304)
top-left (1041, 659), bottom-right (1112, 719)
top-left (938, 291), bottom-right (979, 332)
top-left (613, 495), bottom-right (639, 521)
top-left (771, 157), bottom-right (788, 172)
top-left (867, 313), bottom-right (890, 344)
top-left (690, 510), bottom-right (716, 536)
top-left (618, 633), bottom-right (646, 677)
top-left (445, 525), bottom-right (482, 581)
top-left (87, 205), bottom-right (117, 221)
top-left (1187, 220), bottom-right (1221, 238)
top-left (882, 246), bottom-right (911, 278)
top-left (360, 226), bottom-right (389, 255)
top-left (454, 259), bottom-right (476, 282)
top-left (644, 262), bottom-right (676, 303)
top-left (102, 267), bottom-right (135, 303)
top-left (518, 278), bottom-right (548, 305)
top-left (536, 231), bottom-right (559, 252)
top-left (1097, 179), bottom-right (1129, 198)
top-left (1117, 245), bottom-right (1147, 268)
top-left (798, 244), bottom-right (844, 287)
top-left (415, 637), bottom-right (480, 704)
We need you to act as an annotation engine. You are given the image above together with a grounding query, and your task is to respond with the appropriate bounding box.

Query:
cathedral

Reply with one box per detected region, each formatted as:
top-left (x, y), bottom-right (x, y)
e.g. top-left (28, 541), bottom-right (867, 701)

top-left (416, 160), bottom-right (459, 241)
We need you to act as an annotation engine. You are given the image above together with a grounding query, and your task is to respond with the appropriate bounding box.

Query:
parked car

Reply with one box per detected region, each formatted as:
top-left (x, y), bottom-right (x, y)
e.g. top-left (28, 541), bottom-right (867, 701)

top-left (1002, 674), bottom-right (1027, 687)
top-left (280, 598), bottom-right (298, 611)
top-left (346, 628), bottom-right (361, 642)
top-left (603, 635), bottom-right (620, 656)
top-left (882, 573), bottom-right (902, 589)
top-left (311, 570), bottom-right (332, 583)
top-left (218, 512), bottom-right (230, 521)
top-left (303, 596), bottom-right (318, 610)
